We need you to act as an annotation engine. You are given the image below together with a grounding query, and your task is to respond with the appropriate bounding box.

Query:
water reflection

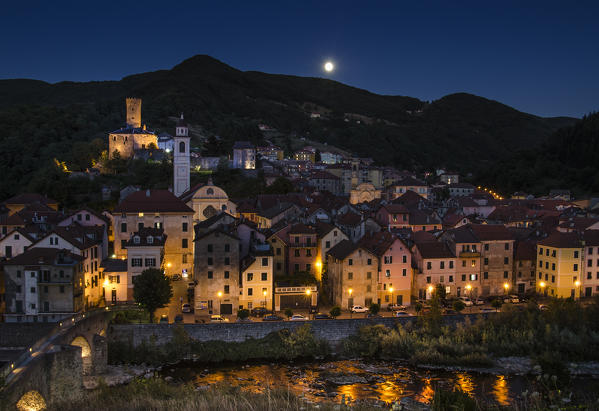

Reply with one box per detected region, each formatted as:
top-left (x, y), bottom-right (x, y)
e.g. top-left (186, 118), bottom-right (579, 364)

top-left (163, 360), bottom-right (528, 407)
top-left (493, 375), bottom-right (509, 406)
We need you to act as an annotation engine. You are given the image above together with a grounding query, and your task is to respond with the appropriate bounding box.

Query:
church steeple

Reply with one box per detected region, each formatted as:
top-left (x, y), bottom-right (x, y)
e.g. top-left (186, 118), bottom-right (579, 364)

top-left (176, 113), bottom-right (188, 137)
top-left (173, 113), bottom-right (190, 197)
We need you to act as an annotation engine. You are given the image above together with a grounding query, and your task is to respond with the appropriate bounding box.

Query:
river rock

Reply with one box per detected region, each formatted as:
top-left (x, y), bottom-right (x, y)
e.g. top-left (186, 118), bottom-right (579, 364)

top-left (164, 376), bottom-right (174, 382)
top-left (399, 397), bottom-right (431, 411)
top-left (325, 374), bottom-right (368, 385)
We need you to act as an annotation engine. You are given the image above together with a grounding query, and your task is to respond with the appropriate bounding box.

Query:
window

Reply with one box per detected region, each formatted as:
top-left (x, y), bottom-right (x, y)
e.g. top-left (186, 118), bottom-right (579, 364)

top-left (30, 287), bottom-right (36, 293)
top-left (552, 263), bottom-right (555, 270)
top-left (462, 260), bottom-right (466, 267)
top-left (138, 223), bottom-right (144, 230)
top-left (503, 271), bottom-right (508, 278)
top-left (207, 244), bottom-right (213, 253)
top-left (247, 288), bottom-right (253, 296)
top-left (224, 271), bottom-right (229, 279)
top-left (224, 244), bottom-right (230, 252)
top-left (588, 272), bottom-right (592, 279)
top-left (426, 276), bottom-right (431, 283)
top-left (470, 274), bottom-right (477, 281)
top-left (261, 257), bottom-right (268, 266)
top-left (182, 222), bottom-right (188, 232)
top-left (539, 247), bottom-right (543, 255)
top-left (440, 262), bottom-right (445, 269)
top-left (504, 257), bottom-right (509, 264)
top-left (551, 275), bottom-right (555, 283)
top-left (573, 264), bottom-right (578, 271)
top-left (207, 257), bottom-right (213, 265)
top-left (224, 285), bottom-right (229, 294)
top-left (402, 255), bottom-right (407, 263)
top-left (426, 262), bottom-right (432, 270)
top-left (539, 260), bottom-right (543, 268)
top-left (484, 258), bottom-right (489, 265)
top-left (276, 248), bottom-right (281, 256)
top-left (247, 273), bottom-right (254, 281)
top-left (182, 254), bottom-right (188, 264)
top-left (60, 286), bottom-right (65, 293)
top-left (294, 264), bottom-right (299, 272)
top-left (589, 248), bottom-right (593, 255)
top-left (367, 258), bottom-right (372, 265)
top-left (589, 259), bottom-right (593, 267)
top-left (224, 257), bottom-right (230, 265)
top-left (505, 243), bottom-right (510, 250)
top-left (574, 251), bottom-right (579, 258)
top-left (367, 285), bottom-right (372, 293)
top-left (440, 276), bottom-right (444, 283)
top-left (325, 241), bottom-right (331, 248)
top-left (306, 263), bottom-right (311, 272)
top-left (131, 258), bottom-right (142, 267)
top-left (179, 141), bottom-right (186, 153)
top-left (384, 256), bottom-right (392, 264)
top-left (366, 271), bottom-right (372, 279)
top-left (145, 258), bottom-right (156, 267)
top-left (121, 223), bottom-right (127, 233)
top-left (449, 275), bottom-right (453, 282)
top-left (306, 249), bottom-right (312, 257)
top-left (402, 268), bottom-right (407, 276)
top-left (385, 269), bottom-right (390, 277)
top-left (207, 271), bottom-right (213, 279)
top-left (484, 244), bottom-right (489, 251)
top-left (182, 239), bottom-right (188, 248)
top-left (294, 249), bottom-right (300, 257)
top-left (348, 272), bottom-right (353, 280)
top-left (483, 272), bottom-right (488, 279)
top-left (449, 261), bottom-right (454, 269)
top-left (462, 274), bottom-right (466, 281)
top-left (261, 272), bottom-right (267, 281)
top-left (348, 259), bottom-right (353, 266)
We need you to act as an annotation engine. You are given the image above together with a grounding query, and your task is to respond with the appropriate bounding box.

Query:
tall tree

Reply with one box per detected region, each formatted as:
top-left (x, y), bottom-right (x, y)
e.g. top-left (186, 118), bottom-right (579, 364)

top-left (133, 268), bottom-right (173, 323)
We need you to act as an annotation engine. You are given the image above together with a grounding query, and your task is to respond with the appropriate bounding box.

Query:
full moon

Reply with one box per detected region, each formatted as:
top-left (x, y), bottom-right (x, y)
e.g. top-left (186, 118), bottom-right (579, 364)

top-left (324, 61), bottom-right (334, 72)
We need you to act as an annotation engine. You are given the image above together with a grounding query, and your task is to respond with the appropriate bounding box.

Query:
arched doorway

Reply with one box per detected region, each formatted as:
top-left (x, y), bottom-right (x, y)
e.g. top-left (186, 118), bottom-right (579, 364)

top-left (16, 390), bottom-right (47, 411)
top-left (70, 336), bottom-right (92, 375)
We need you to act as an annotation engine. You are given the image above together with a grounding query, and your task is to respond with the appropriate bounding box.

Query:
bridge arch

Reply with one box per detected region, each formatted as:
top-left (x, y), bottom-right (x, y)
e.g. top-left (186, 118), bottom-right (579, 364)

top-left (16, 390), bottom-right (47, 411)
top-left (70, 335), bottom-right (92, 375)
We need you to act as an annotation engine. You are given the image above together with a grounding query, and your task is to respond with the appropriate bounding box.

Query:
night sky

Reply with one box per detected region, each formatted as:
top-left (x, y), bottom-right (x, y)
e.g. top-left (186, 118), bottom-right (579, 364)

top-left (1, 1), bottom-right (598, 118)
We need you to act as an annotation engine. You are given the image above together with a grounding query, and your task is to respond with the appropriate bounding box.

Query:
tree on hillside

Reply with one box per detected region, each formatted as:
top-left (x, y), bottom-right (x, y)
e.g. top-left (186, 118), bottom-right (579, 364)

top-left (265, 177), bottom-right (295, 194)
top-left (133, 268), bottom-right (173, 323)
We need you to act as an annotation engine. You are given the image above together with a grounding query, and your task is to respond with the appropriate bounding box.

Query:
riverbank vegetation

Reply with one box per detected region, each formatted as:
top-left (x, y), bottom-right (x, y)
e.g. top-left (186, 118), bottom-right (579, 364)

top-left (108, 324), bottom-right (330, 365)
top-left (342, 296), bottom-right (599, 372)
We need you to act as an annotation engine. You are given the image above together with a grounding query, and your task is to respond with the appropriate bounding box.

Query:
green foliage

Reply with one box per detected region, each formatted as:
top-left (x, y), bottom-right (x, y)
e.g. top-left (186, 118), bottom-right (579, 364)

top-left (452, 300), bottom-right (466, 313)
top-left (264, 177), bottom-right (296, 194)
top-left (329, 306), bottom-right (341, 318)
top-left (284, 308), bottom-right (293, 319)
top-left (432, 387), bottom-right (478, 411)
top-left (111, 309), bottom-right (150, 324)
top-left (341, 298), bottom-right (599, 367)
top-left (491, 299), bottom-right (503, 311)
top-left (237, 309), bottom-right (249, 320)
top-left (133, 268), bottom-right (173, 323)
top-left (369, 303), bottom-right (380, 315)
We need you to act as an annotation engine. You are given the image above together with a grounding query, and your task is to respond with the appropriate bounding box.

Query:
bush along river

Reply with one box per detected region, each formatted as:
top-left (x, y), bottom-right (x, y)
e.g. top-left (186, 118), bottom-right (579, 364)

top-left (154, 359), bottom-right (596, 408)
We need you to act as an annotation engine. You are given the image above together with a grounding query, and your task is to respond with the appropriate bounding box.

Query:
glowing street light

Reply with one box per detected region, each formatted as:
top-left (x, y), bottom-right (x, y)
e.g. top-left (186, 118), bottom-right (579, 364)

top-left (348, 288), bottom-right (353, 318)
top-left (263, 290), bottom-right (268, 308)
top-left (574, 280), bottom-right (581, 299)
top-left (217, 291), bottom-right (223, 314)
top-left (389, 287), bottom-right (394, 308)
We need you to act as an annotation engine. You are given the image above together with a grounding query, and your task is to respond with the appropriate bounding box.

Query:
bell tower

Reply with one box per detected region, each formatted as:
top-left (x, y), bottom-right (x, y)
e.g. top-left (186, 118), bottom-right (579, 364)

top-left (173, 113), bottom-right (190, 197)
top-left (126, 98), bottom-right (142, 128)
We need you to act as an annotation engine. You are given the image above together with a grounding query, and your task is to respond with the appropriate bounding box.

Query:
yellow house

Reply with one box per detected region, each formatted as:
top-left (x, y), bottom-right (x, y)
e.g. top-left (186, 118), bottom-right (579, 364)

top-left (239, 247), bottom-right (274, 311)
top-left (536, 232), bottom-right (583, 298)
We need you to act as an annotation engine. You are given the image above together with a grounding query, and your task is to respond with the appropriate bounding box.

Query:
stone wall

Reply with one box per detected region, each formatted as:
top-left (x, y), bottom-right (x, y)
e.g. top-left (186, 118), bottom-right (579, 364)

top-left (109, 314), bottom-right (481, 349)
top-left (0, 324), bottom-right (54, 348)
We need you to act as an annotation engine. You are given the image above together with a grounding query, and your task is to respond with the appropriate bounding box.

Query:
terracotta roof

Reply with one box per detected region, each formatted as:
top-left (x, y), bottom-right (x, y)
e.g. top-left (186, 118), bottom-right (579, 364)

top-left (315, 221), bottom-right (336, 237)
top-left (558, 217), bottom-right (599, 232)
top-left (416, 241), bottom-right (455, 259)
top-left (469, 224), bottom-right (514, 241)
top-left (413, 230), bottom-right (438, 243)
top-left (409, 210), bottom-right (441, 226)
top-left (125, 227), bottom-right (167, 247)
top-left (391, 191), bottom-right (426, 207)
top-left (326, 239), bottom-right (357, 260)
top-left (3, 247), bottom-right (83, 266)
top-left (289, 223), bottom-right (316, 235)
top-left (194, 228), bottom-right (240, 242)
top-left (382, 204), bottom-right (409, 214)
top-left (583, 230), bottom-right (599, 247)
top-left (538, 231), bottom-right (581, 248)
top-left (444, 225), bottom-right (479, 244)
top-left (101, 258), bottom-right (128, 272)
top-left (358, 231), bottom-right (400, 256)
top-left (337, 211), bottom-right (362, 226)
top-left (113, 190), bottom-right (194, 213)
top-left (514, 241), bottom-right (537, 261)
top-left (3, 193), bottom-right (57, 206)
top-left (395, 176), bottom-right (427, 187)
top-left (311, 170), bottom-right (340, 180)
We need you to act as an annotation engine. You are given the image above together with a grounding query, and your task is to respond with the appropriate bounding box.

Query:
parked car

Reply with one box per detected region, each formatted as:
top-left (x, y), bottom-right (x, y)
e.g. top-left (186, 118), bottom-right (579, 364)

top-left (387, 303), bottom-right (407, 311)
top-left (351, 305), bottom-right (368, 313)
top-left (181, 303), bottom-right (192, 313)
top-left (171, 274), bottom-right (182, 281)
top-left (480, 307), bottom-right (495, 313)
top-left (474, 298), bottom-right (485, 305)
top-left (538, 304), bottom-right (549, 311)
top-left (236, 317), bottom-right (252, 323)
top-left (290, 314), bottom-right (308, 321)
top-left (251, 307), bottom-right (270, 317)
top-left (394, 310), bottom-right (413, 317)
top-left (174, 314), bottom-right (184, 323)
top-left (458, 297), bottom-right (473, 307)
top-left (210, 315), bottom-right (229, 323)
top-left (314, 313), bottom-right (332, 320)
top-left (159, 314), bottom-right (169, 324)
top-left (262, 314), bottom-right (284, 322)
top-left (504, 295), bottom-right (520, 304)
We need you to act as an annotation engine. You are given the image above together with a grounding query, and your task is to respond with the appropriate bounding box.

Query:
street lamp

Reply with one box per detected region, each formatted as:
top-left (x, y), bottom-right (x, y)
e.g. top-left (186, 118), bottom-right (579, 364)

top-left (389, 287), bottom-right (394, 312)
top-left (466, 284), bottom-right (472, 311)
top-left (427, 285), bottom-right (434, 300)
top-left (503, 282), bottom-right (510, 296)
top-left (217, 291), bottom-right (222, 314)
top-left (574, 280), bottom-right (581, 299)
top-left (539, 281), bottom-right (546, 297)
top-left (348, 288), bottom-right (353, 319)
top-left (263, 290), bottom-right (268, 309)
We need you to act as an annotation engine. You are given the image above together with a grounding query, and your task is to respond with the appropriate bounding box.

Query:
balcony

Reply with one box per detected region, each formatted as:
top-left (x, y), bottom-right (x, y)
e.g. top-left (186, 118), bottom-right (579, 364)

top-left (459, 251), bottom-right (480, 258)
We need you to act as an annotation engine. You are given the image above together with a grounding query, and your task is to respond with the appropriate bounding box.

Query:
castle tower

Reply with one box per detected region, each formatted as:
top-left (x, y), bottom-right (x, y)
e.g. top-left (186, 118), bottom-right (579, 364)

top-left (173, 113), bottom-right (191, 197)
top-left (126, 98), bottom-right (142, 128)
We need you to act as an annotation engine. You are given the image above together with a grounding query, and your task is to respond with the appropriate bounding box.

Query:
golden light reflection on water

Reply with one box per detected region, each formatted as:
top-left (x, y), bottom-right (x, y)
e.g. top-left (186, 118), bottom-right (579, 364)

top-left (493, 375), bottom-right (509, 406)
top-left (455, 372), bottom-right (475, 396)
top-left (337, 384), bottom-right (359, 403)
top-left (416, 377), bottom-right (435, 403)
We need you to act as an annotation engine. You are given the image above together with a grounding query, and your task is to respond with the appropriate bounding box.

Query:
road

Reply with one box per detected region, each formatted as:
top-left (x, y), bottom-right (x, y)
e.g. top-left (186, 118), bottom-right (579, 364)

top-left (155, 279), bottom-right (195, 323)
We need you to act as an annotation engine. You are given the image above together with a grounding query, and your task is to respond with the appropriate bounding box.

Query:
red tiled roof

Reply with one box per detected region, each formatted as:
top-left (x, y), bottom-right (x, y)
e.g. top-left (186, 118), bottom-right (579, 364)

top-left (113, 190), bottom-right (194, 213)
top-left (469, 224), bottom-right (514, 241)
top-left (326, 239), bottom-right (357, 260)
top-left (538, 231), bottom-right (581, 248)
top-left (515, 241), bottom-right (537, 261)
top-left (289, 223), bottom-right (316, 235)
top-left (416, 241), bottom-right (455, 259)
top-left (337, 211), bottom-right (362, 226)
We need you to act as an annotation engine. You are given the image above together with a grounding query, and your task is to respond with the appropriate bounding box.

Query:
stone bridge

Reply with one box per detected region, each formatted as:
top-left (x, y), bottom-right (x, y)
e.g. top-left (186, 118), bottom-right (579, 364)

top-left (0, 308), bottom-right (112, 410)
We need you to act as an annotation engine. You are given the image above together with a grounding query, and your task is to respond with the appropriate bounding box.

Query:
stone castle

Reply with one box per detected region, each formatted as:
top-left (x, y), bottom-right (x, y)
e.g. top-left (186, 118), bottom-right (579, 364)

top-left (108, 98), bottom-right (158, 158)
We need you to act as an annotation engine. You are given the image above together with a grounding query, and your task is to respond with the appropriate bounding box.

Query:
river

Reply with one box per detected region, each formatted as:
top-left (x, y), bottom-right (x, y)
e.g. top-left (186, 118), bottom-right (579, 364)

top-left (159, 359), bottom-right (536, 407)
